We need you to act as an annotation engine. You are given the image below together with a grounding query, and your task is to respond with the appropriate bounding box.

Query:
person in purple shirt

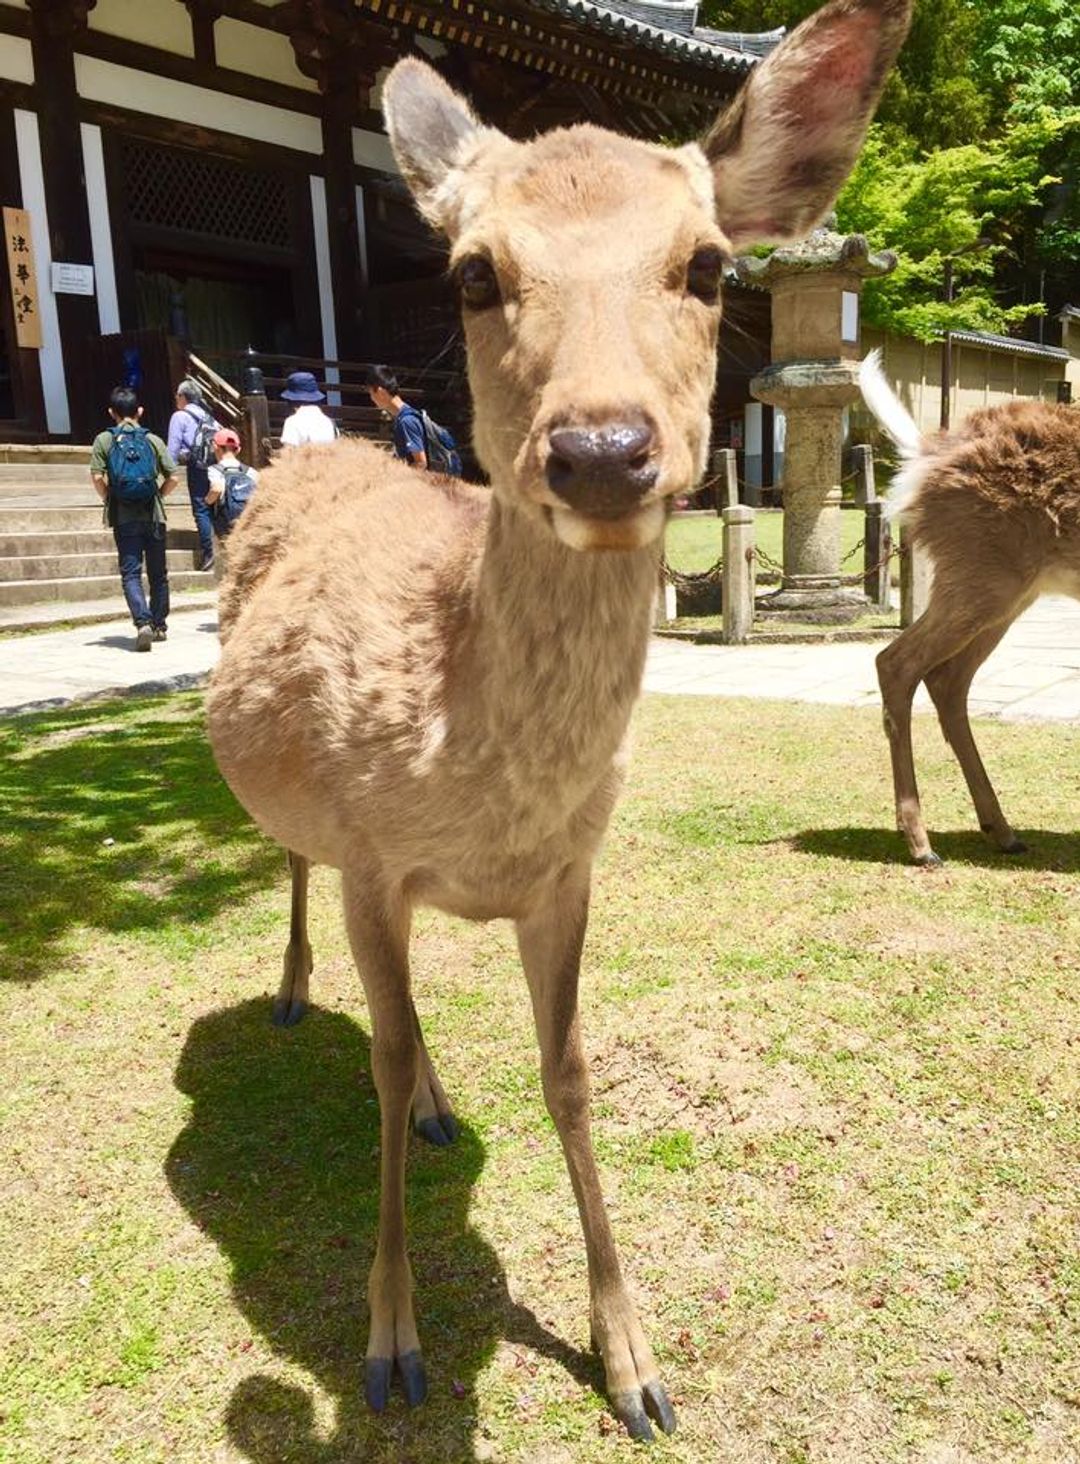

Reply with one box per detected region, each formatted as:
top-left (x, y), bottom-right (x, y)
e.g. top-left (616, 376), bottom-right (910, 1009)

top-left (167, 378), bottom-right (217, 572)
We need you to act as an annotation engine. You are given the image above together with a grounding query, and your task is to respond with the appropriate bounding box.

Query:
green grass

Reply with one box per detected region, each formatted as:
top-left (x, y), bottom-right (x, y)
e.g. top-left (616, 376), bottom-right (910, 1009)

top-left (2, 691), bottom-right (1079, 1462)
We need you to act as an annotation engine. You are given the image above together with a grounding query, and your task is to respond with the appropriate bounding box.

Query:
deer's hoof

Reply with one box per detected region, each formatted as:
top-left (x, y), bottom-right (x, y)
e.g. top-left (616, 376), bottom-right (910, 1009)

top-left (1002, 838), bottom-right (1027, 855)
top-left (913, 851), bottom-right (943, 868)
top-left (415, 1113), bottom-right (459, 1147)
top-left (364, 1351), bottom-right (427, 1412)
top-left (271, 996), bottom-right (309, 1027)
top-left (612, 1380), bottom-right (676, 1442)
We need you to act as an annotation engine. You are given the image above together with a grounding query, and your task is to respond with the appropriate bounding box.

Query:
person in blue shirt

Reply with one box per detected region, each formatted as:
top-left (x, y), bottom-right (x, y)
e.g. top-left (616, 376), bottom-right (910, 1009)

top-left (366, 364), bottom-right (428, 466)
top-left (366, 365), bottom-right (462, 475)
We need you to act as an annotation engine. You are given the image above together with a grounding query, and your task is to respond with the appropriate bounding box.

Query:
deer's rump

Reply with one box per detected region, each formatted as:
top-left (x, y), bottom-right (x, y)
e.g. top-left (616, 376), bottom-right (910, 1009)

top-left (904, 400), bottom-right (1080, 562)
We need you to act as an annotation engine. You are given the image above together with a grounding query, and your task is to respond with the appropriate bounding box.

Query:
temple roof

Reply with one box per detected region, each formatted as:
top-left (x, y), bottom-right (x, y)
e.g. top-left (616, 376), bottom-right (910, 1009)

top-left (526, 0), bottom-right (786, 71)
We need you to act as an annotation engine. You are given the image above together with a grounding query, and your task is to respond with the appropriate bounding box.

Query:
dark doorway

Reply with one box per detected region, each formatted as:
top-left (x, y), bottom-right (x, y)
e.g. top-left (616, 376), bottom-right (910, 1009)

top-left (134, 248), bottom-right (299, 358)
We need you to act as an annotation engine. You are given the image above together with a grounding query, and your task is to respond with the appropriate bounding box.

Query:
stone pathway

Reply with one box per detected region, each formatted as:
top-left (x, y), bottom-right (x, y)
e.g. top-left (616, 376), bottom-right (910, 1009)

top-left (3, 595), bottom-right (1080, 723)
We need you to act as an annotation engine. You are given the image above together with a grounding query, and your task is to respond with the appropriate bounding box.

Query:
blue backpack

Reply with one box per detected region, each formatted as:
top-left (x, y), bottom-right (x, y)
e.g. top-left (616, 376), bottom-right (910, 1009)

top-left (107, 425), bottom-right (159, 504)
top-left (211, 465), bottom-right (256, 534)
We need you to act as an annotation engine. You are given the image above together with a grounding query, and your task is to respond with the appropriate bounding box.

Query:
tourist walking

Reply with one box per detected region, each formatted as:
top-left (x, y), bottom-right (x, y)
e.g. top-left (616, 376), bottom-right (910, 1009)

top-left (90, 386), bottom-right (179, 652)
top-left (167, 377), bottom-right (218, 572)
top-left (205, 428), bottom-right (258, 543)
top-left (366, 364), bottom-right (462, 475)
top-left (280, 371), bottom-right (338, 446)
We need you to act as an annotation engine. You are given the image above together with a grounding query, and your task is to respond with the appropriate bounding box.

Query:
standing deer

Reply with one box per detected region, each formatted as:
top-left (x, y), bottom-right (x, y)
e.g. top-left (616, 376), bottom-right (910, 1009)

top-left (207, 0), bottom-right (912, 1438)
top-left (861, 350), bottom-right (1080, 865)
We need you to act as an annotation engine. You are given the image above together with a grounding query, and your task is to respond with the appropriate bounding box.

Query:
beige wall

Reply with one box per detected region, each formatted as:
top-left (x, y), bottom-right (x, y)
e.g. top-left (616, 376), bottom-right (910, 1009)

top-left (859, 326), bottom-right (1072, 437)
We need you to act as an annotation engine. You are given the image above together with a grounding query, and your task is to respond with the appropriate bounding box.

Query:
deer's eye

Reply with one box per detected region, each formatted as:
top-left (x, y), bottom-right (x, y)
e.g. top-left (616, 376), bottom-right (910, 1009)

top-left (455, 255), bottom-right (501, 311)
top-left (686, 247), bottom-right (725, 304)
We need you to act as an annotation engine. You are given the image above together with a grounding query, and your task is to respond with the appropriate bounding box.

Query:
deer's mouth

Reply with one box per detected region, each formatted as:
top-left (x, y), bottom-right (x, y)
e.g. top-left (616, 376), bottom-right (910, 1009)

top-left (545, 500), bottom-right (669, 552)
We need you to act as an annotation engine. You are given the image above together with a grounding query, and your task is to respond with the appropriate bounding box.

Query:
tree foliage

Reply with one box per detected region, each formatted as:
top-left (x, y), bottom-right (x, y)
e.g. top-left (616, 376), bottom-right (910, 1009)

top-left (700, 0), bottom-right (1080, 336)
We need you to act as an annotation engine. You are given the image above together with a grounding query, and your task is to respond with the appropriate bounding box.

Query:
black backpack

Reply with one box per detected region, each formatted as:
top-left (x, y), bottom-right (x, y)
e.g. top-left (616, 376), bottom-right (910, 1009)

top-left (211, 465), bottom-right (256, 534)
top-left (185, 407), bottom-right (219, 471)
top-left (419, 411), bottom-right (462, 477)
top-left (106, 425), bottom-right (159, 504)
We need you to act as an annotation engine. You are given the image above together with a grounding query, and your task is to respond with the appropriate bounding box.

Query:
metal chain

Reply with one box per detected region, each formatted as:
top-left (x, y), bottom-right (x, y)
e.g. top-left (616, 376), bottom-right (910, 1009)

top-left (660, 555), bottom-right (724, 587)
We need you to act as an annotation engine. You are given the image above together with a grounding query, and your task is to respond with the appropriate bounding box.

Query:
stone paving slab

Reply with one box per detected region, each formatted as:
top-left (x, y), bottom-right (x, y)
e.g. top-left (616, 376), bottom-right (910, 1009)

top-left (3, 594), bottom-right (1080, 724)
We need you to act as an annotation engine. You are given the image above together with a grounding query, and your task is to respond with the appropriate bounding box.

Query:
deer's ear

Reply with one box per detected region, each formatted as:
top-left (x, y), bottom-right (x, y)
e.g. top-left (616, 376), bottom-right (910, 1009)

top-left (702, 0), bottom-right (912, 252)
top-left (382, 59), bottom-right (483, 226)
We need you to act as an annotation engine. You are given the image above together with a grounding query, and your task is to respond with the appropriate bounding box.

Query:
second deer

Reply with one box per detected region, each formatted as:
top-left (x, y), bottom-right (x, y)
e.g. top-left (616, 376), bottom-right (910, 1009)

top-left (208, 1), bottom-right (912, 1441)
top-left (861, 350), bottom-right (1079, 865)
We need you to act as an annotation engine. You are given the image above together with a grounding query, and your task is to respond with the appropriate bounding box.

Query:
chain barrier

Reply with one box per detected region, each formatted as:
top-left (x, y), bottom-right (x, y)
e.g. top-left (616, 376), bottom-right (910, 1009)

top-left (660, 555), bottom-right (724, 588)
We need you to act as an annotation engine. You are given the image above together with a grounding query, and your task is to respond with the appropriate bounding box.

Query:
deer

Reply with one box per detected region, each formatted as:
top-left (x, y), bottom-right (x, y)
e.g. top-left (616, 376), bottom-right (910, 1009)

top-left (206, 0), bottom-right (913, 1440)
top-left (861, 349), bottom-right (1080, 866)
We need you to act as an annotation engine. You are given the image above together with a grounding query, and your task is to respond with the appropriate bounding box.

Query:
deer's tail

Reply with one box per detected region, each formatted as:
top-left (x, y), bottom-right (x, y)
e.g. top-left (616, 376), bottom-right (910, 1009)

top-left (859, 349), bottom-right (928, 520)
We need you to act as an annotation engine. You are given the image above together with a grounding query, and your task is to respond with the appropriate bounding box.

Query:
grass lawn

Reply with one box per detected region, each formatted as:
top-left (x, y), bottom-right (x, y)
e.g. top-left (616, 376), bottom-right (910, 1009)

top-left (666, 511), bottom-right (897, 583)
top-left (2, 691), bottom-right (1078, 1463)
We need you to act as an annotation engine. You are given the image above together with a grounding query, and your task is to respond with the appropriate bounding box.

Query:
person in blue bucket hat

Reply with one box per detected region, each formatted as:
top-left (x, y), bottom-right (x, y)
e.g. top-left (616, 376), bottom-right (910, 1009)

top-left (280, 370), bottom-right (338, 448)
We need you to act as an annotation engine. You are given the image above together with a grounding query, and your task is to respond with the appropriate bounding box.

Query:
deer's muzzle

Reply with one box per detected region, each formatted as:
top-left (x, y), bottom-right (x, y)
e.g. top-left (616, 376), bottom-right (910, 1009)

top-left (545, 415), bottom-right (659, 519)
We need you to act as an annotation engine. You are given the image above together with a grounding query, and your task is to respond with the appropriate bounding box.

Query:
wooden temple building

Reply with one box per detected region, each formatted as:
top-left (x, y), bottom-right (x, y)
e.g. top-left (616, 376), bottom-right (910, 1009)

top-left (0, 0), bottom-right (788, 485)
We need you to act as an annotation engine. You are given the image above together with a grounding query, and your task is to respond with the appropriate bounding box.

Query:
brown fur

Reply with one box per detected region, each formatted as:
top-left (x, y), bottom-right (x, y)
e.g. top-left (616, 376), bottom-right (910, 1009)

top-left (207, 0), bottom-right (912, 1437)
top-left (876, 398), bottom-right (1080, 863)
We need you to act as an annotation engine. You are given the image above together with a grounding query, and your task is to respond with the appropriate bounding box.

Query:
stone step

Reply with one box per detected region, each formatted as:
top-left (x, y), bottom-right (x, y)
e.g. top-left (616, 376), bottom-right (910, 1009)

top-left (0, 527), bottom-right (199, 556)
top-left (0, 586), bottom-right (217, 634)
top-left (0, 443), bottom-right (93, 465)
top-left (0, 549), bottom-right (200, 581)
top-left (0, 568), bottom-right (213, 607)
top-left (0, 467), bottom-right (92, 489)
top-left (0, 504), bottom-right (197, 532)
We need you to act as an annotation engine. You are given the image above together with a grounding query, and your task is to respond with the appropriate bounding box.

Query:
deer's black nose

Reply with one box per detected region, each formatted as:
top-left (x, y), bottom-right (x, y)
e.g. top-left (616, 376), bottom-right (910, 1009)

top-left (546, 416), bottom-right (658, 517)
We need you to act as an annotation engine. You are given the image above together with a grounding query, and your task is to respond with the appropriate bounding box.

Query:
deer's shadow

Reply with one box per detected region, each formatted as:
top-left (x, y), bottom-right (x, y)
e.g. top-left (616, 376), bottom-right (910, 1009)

top-left (167, 999), bottom-right (601, 1464)
top-left (791, 825), bottom-right (1080, 872)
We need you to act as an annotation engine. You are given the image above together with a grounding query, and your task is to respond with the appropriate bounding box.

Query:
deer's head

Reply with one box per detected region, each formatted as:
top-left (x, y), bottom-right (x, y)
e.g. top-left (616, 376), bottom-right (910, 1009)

top-left (384, 0), bottom-right (911, 552)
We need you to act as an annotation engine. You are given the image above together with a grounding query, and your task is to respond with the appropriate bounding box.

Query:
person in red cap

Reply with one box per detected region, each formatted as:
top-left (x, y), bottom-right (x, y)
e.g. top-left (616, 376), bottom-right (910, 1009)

top-left (205, 427), bottom-right (259, 546)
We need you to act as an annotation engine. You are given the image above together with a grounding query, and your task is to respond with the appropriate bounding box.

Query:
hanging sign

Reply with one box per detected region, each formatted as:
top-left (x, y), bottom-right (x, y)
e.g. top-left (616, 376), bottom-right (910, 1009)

top-left (51, 261), bottom-right (95, 296)
top-left (3, 206), bottom-right (42, 349)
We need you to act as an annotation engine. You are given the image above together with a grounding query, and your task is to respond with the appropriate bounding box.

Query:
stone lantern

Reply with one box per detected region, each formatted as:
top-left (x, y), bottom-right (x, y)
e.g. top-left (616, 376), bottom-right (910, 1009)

top-left (736, 222), bottom-right (895, 614)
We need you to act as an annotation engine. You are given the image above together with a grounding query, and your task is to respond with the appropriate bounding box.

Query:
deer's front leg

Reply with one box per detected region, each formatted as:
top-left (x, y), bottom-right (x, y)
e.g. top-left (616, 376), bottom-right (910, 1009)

top-left (341, 869), bottom-right (426, 1412)
top-left (516, 862), bottom-right (676, 1442)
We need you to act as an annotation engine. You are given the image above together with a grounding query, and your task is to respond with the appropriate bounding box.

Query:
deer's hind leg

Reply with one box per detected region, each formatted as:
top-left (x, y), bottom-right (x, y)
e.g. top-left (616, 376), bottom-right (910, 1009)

top-left (273, 850), bottom-right (313, 1027)
top-left (924, 611), bottom-right (1034, 855)
top-left (411, 1004), bottom-right (458, 1147)
top-left (877, 567), bottom-right (1034, 865)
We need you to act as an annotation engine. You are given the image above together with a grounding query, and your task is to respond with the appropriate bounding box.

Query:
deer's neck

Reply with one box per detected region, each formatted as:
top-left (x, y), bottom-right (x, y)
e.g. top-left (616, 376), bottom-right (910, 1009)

top-left (465, 496), bottom-right (659, 788)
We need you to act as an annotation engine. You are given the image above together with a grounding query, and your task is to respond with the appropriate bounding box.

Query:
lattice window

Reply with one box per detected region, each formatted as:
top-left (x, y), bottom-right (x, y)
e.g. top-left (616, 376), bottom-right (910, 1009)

top-left (120, 141), bottom-right (293, 251)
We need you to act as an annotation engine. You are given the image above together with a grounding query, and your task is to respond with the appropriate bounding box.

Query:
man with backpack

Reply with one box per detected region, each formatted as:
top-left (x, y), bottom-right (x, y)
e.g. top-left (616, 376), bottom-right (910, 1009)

top-left (90, 385), bottom-right (179, 652)
top-left (205, 428), bottom-right (258, 543)
top-left (166, 377), bottom-right (218, 573)
top-left (366, 364), bottom-right (462, 477)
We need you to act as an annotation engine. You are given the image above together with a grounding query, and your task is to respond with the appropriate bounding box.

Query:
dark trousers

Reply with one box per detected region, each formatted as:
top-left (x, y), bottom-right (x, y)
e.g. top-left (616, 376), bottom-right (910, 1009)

top-left (114, 521), bottom-right (169, 629)
top-left (187, 464), bottom-right (214, 564)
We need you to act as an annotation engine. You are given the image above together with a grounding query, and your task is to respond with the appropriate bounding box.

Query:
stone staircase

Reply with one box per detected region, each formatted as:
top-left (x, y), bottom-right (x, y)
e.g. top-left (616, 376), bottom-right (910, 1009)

top-left (0, 447), bottom-right (214, 624)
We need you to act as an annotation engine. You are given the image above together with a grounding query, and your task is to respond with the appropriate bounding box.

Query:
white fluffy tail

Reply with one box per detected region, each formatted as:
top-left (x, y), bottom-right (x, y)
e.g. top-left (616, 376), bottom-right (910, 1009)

top-left (859, 349), bottom-right (926, 519)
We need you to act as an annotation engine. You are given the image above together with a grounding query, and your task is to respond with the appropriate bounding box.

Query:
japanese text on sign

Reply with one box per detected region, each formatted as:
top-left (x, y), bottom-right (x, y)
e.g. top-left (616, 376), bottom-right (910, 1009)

top-left (3, 207), bottom-right (43, 349)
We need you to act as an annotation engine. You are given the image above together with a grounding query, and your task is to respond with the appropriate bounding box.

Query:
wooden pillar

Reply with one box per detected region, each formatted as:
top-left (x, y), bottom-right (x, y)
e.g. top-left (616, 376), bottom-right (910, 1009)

top-left (27, 0), bottom-right (99, 438)
top-left (288, 5), bottom-right (392, 364)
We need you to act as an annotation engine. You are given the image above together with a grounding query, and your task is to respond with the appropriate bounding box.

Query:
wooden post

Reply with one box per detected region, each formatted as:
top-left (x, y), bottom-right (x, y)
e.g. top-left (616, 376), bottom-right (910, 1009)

top-left (852, 443), bottom-right (876, 504)
top-left (722, 504), bottom-right (755, 644)
top-left (717, 447), bottom-right (738, 510)
top-left (863, 500), bottom-right (892, 609)
top-left (240, 361), bottom-right (271, 469)
top-left (900, 522), bottom-right (931, 626)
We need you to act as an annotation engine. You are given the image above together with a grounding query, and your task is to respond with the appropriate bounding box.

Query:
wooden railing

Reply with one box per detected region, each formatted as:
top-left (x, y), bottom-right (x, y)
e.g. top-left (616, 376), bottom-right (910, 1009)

top-left (196, 350), bottom-right (473, 472)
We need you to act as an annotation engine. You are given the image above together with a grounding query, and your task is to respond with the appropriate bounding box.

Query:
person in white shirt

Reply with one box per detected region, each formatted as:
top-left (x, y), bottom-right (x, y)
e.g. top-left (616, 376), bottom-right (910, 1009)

top-left (279, 371), bottom-right (339, 447)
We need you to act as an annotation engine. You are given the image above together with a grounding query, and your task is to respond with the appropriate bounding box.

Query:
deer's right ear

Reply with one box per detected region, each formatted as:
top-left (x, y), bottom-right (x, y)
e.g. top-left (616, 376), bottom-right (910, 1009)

top-left (382, 59), bottom-right (482, 229)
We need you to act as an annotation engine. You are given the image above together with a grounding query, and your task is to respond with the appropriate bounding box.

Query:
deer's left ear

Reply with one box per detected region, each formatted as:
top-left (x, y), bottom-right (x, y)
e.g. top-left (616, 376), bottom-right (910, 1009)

top-left (702, 0), bottom-right (912, 252)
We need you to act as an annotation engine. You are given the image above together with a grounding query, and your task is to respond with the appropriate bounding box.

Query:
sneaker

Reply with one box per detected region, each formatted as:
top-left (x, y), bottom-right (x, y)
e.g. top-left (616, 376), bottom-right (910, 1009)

top-left (152, 626), bottom-right (167, 642)
top-left (200, 556), bottom-right (215, 573)
top-left (135, 625), bottom-right (153, 652)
